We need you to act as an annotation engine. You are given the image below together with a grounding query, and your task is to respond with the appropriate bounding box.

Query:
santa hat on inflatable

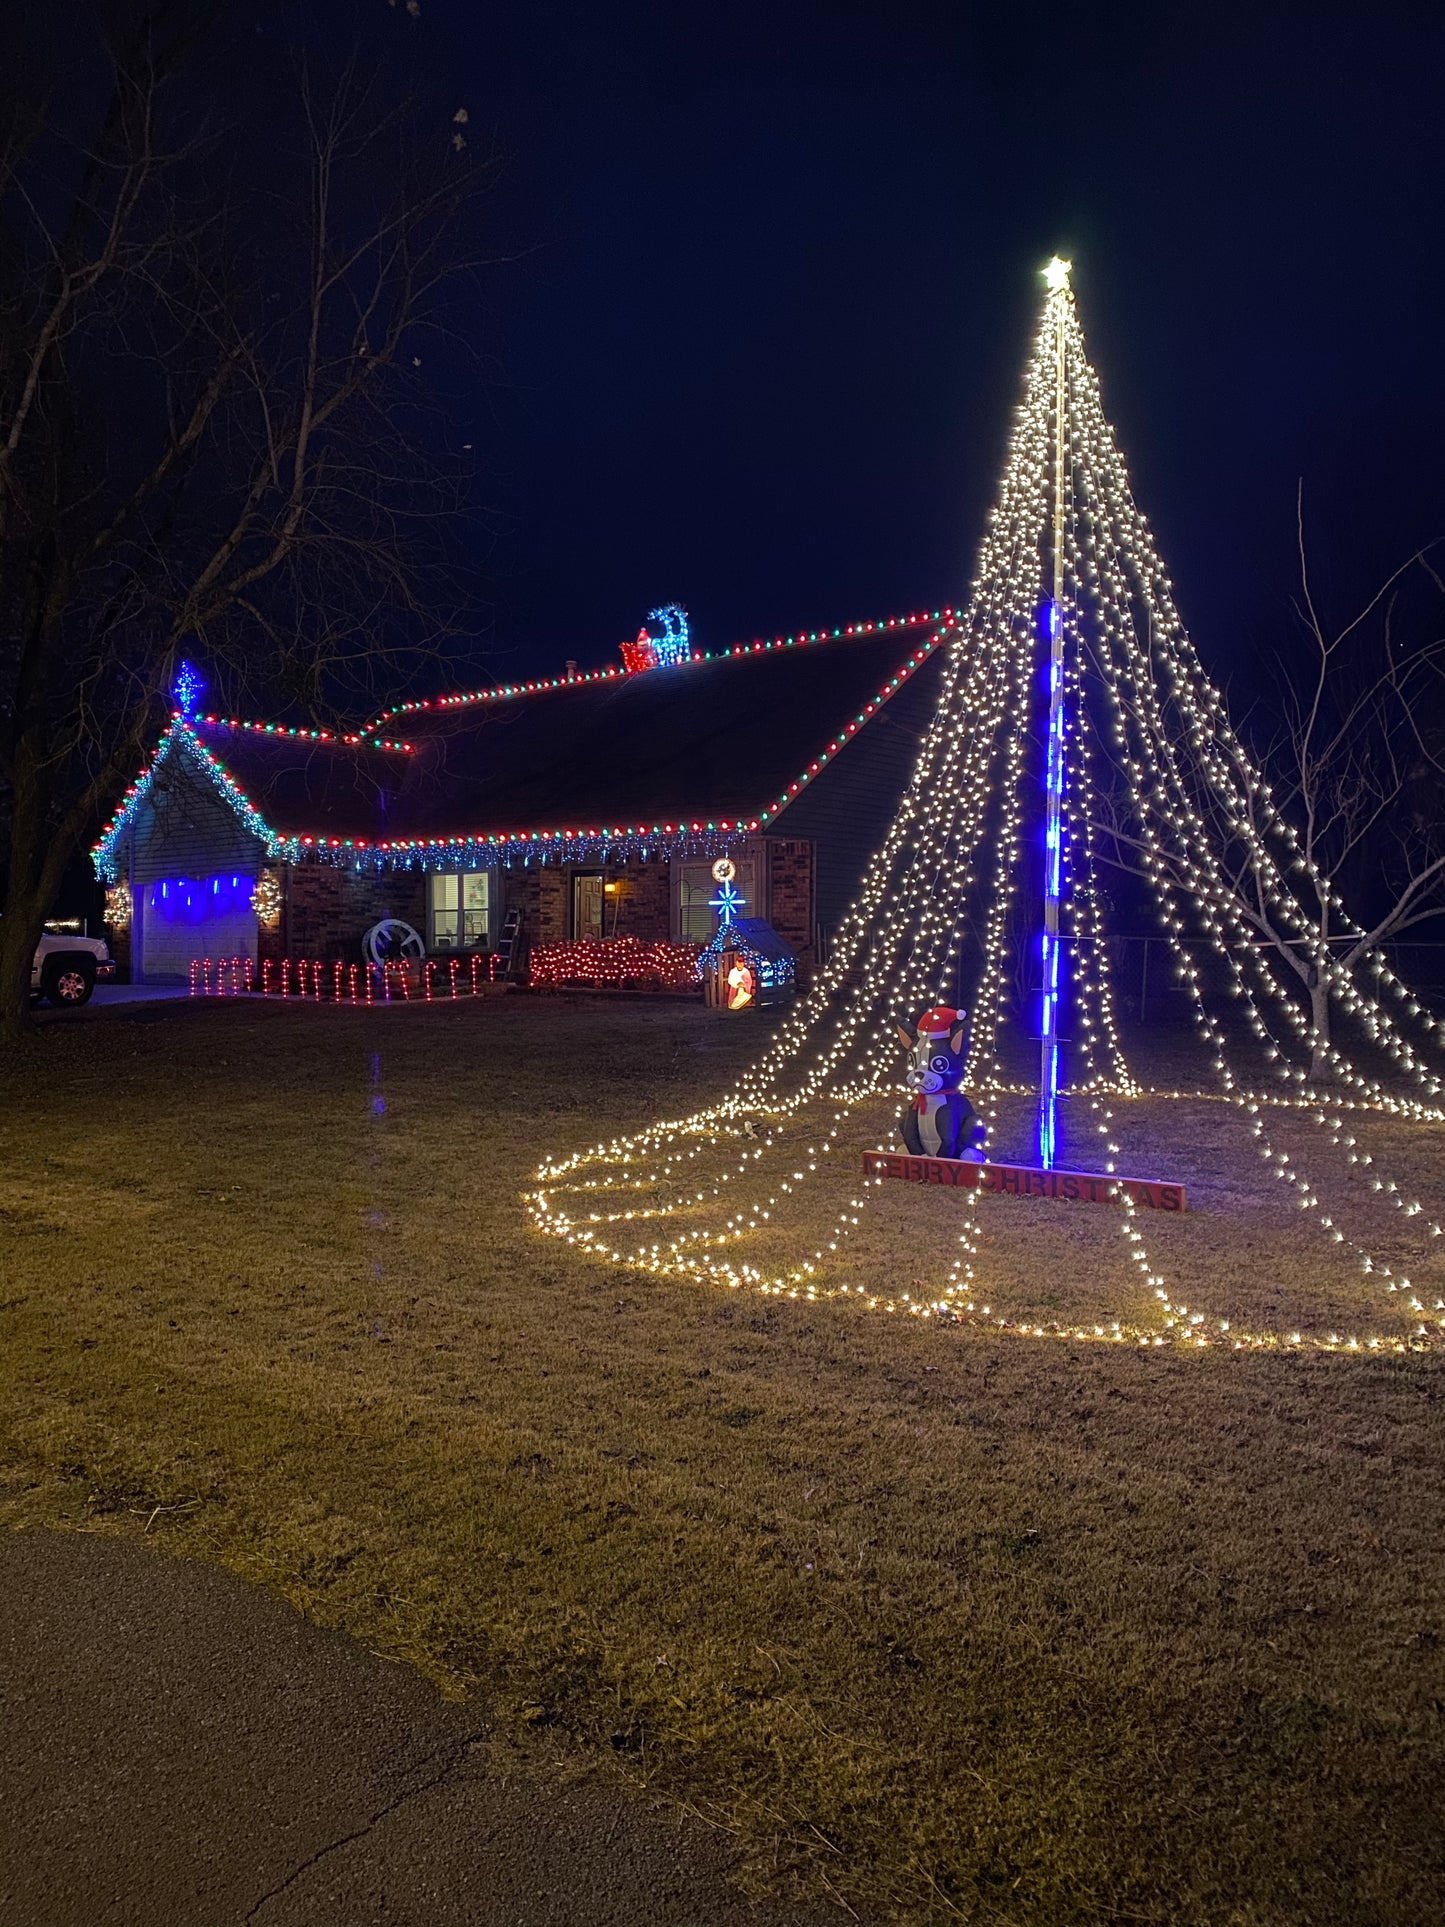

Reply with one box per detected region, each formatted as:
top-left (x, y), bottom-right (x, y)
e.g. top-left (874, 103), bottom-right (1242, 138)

top-left (914, 1005), bottom-right (964, 1037)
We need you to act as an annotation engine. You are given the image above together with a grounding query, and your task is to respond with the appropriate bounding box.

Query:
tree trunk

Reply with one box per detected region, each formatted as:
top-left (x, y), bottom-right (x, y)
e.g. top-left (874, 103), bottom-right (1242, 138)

top-left (1308, 972), bottom-right (1332, 1080)
top-left (0, 879), bottom-right (45, 1043)
top-left (0, 730), bottom-right (81, 1041)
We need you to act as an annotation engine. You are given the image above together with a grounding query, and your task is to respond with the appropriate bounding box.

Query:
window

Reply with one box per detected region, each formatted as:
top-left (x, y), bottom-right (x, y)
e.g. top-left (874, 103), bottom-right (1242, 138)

top-left (676, 860), bottom-right (755, 943)
top-left (428, 870), bottom-right (492, 949)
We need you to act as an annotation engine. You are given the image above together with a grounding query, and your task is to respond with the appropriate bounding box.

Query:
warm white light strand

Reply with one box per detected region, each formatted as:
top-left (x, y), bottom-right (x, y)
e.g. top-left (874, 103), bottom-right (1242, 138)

top-left (527, 276), bottom-right (1444, 1355)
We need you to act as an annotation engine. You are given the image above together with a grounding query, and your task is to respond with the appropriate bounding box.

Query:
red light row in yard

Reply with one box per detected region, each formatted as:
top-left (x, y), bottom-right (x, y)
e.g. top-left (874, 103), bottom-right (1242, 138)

top-left (189, 954), bottom-right (503, 1002)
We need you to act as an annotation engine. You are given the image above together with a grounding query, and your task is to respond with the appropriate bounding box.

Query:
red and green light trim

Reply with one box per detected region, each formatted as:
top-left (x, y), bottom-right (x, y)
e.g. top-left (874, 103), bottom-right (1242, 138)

top-left (91, 720), bottom-right (761, 876)
top-left (359, 606), bottom-right (956, 735)
top-left (92, 720), bottom-right (295, 882)
top-left (92, 607), bottom-right (957, 879)
top-left (186, 714), bottom-right (415, 754)
top-left (758, 626), bottom-right (954, 824)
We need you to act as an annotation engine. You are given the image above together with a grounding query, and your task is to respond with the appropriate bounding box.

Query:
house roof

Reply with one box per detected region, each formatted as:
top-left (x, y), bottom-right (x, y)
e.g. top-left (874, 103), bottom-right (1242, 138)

top-left (363, 616), bottom-right (948, 840)
top-left (700, 917), bottom-right (797, 963)
top-left (360, 608), bottom-right (949, 738)
top-left (183, 726), bottom-right (411, 844)
top-left (94, 606), bottom-right (955, 873)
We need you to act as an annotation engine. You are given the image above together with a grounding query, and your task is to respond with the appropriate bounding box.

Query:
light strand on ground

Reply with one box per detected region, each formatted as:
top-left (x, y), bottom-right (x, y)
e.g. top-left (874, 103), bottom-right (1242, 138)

top-left (527, 266), bottom-right (1445, 1356)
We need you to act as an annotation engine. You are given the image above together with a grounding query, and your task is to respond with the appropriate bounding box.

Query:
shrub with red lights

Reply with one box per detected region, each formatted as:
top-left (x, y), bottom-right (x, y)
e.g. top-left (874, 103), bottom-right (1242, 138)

top-left (529, 936), bottom-right (701, 992)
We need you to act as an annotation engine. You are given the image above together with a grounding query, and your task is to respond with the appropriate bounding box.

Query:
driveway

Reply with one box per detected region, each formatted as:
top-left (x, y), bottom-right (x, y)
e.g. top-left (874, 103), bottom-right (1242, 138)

top-left (0, 1531), bottom-right (848, 1927)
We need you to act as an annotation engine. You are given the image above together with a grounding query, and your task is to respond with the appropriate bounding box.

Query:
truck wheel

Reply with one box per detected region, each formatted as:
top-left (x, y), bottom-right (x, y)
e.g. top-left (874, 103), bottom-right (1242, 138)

top-left (43, 956), bottom-right (96, 1007)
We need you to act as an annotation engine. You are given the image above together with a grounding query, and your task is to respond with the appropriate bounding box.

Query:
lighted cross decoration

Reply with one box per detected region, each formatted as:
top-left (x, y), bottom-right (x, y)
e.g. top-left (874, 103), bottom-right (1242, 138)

top-left (173, 659), bottom-right (205, 716)
top-left (708, 856), bottom-right (745, 926)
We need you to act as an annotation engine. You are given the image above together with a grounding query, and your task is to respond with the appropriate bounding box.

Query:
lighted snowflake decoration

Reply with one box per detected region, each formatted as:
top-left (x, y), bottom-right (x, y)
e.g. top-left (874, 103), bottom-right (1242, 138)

top-left (708, 856), bottom-right (745, 925)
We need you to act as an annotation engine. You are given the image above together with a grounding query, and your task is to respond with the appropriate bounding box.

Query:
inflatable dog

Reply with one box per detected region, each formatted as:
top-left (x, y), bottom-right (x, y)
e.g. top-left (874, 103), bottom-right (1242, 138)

top-left (896, 1005), bottom-right (983, 1160)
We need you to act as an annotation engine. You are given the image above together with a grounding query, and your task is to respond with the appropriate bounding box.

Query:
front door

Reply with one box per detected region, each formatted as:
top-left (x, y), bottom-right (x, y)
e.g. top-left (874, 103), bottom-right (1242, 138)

top-left (572, 871), bottom-right (604, 941)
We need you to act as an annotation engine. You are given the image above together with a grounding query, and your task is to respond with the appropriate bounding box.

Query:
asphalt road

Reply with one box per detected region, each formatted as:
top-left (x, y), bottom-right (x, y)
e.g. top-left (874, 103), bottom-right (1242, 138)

top-left (0, 1530), bottom-right (849, 1927)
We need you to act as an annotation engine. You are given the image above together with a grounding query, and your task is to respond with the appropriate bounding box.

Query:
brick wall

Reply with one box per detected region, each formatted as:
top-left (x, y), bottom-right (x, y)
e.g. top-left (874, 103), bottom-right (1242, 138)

top-left (504, 867), bottom-right (568, 952)
top-left (503, 859), bottom-right (673, 952)
top-left (108, 922), bottom-right (132, 981)
top-left (607, 860), bottom-right (672, 940)
top-left (250, 846), bottom-right (814, 973)
top-left (279, 864), bottom-right (426, 961)
top-left (767, 837), bottom-right (814, 971)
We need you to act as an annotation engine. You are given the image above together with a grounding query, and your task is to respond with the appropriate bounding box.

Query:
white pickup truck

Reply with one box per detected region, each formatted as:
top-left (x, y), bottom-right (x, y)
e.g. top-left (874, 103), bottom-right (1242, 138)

top-left (31, 928), bottom-right (117, 1006)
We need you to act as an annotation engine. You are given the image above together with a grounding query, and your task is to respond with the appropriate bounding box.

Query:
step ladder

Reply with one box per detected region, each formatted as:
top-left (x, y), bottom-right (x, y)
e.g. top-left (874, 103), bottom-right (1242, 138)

top-left (494, 906), bottom-right (523, 979)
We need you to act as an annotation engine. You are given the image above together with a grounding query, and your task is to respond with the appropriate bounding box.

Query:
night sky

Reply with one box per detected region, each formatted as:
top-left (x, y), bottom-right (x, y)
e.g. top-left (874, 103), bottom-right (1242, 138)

top-left (289, 3), bottom-right (1445, 687)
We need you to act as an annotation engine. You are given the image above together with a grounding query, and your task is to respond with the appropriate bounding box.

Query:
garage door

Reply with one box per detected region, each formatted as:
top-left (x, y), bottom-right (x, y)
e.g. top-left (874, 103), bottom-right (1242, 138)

top-left (140, 872), bottom-right (258, 982)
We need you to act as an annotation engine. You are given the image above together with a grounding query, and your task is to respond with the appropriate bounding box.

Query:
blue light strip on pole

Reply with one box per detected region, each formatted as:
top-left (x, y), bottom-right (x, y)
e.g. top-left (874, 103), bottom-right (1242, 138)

top-left (1038, 272), bottom-right (1069, 1170)
top-left (1039, 598), bottom-right (1065, 1168)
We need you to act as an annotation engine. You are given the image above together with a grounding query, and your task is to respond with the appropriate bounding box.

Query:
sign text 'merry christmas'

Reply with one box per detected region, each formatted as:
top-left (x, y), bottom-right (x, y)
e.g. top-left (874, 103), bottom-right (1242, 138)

top-left (861, 1150), bottom-right (1187, 1212)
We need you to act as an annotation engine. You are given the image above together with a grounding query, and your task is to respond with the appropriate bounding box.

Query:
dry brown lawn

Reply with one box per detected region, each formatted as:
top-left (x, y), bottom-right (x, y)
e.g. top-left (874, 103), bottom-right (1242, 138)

top-left (2, 993), bottom-right (1443, 1925)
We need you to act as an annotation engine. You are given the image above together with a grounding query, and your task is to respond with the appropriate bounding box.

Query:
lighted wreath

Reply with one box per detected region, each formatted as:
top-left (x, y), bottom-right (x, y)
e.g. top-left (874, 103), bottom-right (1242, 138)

top-left (250, 871), bottom-right (283, 928)
top-left (104, 881), bottom-right (132, 931)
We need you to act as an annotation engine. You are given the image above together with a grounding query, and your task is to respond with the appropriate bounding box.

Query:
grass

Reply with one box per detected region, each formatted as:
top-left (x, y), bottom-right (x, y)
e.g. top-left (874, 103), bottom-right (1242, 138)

top-left (2, 992), bottom-right (1444, 1924)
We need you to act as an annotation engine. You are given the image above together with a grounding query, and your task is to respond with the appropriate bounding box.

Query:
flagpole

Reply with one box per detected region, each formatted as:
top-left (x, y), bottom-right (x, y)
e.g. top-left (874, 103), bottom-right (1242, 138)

top-left (1038, 256), bottom-right (1071, 1167)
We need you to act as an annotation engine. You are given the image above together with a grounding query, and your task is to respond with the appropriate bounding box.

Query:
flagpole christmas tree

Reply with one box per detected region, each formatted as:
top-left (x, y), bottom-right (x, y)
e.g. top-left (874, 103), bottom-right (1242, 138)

top-left (530, 261), bottom-right (1445, 1353)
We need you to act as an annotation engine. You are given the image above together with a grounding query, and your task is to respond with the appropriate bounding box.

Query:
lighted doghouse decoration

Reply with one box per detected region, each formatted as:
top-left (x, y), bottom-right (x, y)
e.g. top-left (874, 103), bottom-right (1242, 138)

top-left (700, 920), bottom-right (796, 1009)
top-left (697, 857), bottom-right (796, 1010)
top-left (896, 1005), bottom-right (983, 1160)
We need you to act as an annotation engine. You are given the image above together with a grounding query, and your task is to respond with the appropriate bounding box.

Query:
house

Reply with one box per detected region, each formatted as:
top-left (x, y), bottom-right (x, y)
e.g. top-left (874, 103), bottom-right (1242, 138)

top-left (92, 606), bottom-right (954, 985)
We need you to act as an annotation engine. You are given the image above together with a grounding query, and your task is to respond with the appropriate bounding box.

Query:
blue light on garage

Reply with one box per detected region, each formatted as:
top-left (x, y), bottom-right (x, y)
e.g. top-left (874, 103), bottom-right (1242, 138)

top-left (149, 873), bottom-right (256, 922)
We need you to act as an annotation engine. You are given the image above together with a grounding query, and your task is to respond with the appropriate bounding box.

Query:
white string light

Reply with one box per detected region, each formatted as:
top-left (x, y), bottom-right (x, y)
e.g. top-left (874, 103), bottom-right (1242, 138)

top-left (527, 270), bottom-right (1445, 1355)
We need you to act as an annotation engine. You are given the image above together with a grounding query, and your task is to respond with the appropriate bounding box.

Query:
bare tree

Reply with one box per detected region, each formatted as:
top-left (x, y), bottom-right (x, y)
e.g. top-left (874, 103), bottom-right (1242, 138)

top-left (0, 6), bottom-right (485, 1035)
top-left (1224, 508), bottom-right (1445, 1069)
top-left (1090, 495), bottom-right (1445, 1075)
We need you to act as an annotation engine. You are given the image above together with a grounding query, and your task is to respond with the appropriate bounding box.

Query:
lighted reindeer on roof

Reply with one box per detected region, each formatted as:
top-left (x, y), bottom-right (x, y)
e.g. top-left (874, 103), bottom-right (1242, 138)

top-left (895, 1005), bottom-right (984, 1161)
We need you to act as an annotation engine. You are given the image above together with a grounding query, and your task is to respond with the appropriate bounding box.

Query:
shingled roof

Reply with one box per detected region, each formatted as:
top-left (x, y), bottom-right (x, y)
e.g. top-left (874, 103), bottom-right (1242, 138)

top-left (181, 726), bottom-right (409, 845)
top-left (94, 609), bottom-right (954, 873)
top-left (363, 617), bottom-right (948, 841)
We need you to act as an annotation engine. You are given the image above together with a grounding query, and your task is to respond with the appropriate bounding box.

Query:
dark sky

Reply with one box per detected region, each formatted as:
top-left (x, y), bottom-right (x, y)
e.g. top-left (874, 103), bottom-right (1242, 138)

top-left (314, 1), bottom-right (1445, 688)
